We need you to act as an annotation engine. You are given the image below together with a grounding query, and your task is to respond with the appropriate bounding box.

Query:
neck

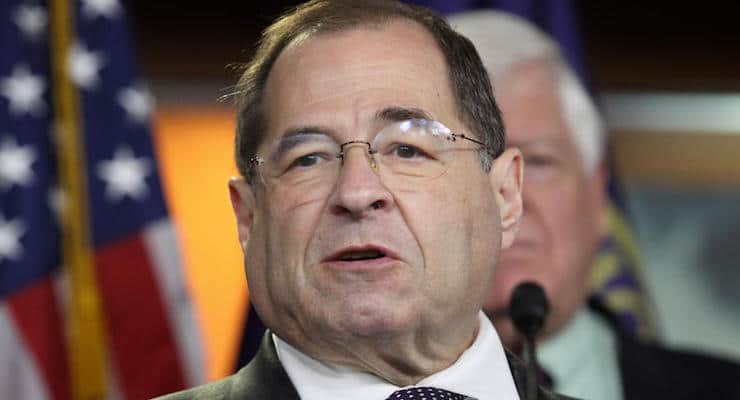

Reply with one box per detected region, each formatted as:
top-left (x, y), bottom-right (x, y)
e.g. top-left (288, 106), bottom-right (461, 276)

top-left (281, 315), bottom-right (481, 386)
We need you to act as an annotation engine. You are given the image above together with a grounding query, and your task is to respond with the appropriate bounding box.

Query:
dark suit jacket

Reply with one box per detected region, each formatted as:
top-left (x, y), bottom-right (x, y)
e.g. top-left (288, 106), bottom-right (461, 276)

top-left (155, 332), bottom-right (569, 400)
top-left (618, 332), bottom-right (740, 399)
top-left (584, 301), bottom-right (740, 399)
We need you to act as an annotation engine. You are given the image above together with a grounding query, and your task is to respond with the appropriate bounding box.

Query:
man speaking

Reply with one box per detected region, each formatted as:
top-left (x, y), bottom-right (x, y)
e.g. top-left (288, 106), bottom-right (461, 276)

top-left (156, 0), bottom-right (568, 399)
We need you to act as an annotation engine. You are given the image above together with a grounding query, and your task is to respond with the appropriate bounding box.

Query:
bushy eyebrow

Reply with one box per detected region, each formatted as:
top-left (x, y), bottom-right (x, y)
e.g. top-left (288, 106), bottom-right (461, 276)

top-left (375, 106), bottom-right (432, 122)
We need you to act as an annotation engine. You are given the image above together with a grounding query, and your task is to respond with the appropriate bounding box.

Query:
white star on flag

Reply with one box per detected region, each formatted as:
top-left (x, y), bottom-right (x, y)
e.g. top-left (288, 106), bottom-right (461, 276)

top-left (0, 64), bottom-right (46, 116)
top-left (97, 146), bottom-right (152, 201)
top-left (0, 136), bottom-right (36, 191)
top-left (68, 42), bottom-right (105, 90)
top-left (81, 0), bottom-right (122, 20)
top-left (118, 84), bottom-right (155, 124)
top-left (13, 4), bottom-right (48, 41)
top-left (0, 213), bottom-right (26, 262)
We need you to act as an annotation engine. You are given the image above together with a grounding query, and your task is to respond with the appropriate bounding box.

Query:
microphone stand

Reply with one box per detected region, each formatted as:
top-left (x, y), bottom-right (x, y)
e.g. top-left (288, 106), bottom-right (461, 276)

top-left (522, 333), bottom-right (539, 400)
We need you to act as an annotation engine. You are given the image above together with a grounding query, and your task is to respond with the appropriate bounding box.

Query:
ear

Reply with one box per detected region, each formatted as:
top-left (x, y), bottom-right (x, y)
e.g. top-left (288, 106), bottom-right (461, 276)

top-left (229, 177), bottom-right (256, 251)
top-left (489, 148), bottom-right (524, 249)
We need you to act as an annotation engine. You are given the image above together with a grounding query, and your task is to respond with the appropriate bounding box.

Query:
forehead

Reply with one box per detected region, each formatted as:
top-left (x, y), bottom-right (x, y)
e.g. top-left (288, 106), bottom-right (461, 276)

top-left (262, 20), bottom-right (459, 142)
top-left (495, 62), bottom-right (574, 150)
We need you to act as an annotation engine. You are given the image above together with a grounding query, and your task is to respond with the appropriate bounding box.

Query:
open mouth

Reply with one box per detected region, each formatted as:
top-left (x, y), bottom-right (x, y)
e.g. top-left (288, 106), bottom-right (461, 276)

top-left (337, 249), bottom-right (386, 261)
top-left (325, 246), bottom-right (393, 264)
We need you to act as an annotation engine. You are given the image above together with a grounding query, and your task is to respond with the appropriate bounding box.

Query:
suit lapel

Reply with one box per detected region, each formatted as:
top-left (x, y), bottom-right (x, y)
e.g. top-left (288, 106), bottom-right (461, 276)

top-left (505, 350), bottom-right (529, 399)
top-left (230, 331), bottom-right (301, 400)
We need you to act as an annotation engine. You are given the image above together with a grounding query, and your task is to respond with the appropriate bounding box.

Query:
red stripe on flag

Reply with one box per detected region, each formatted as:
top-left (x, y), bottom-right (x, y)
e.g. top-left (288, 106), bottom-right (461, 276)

top-left (96, 234), bottom-right (186, 399)
top-left (7, 278), bottom-right (71, 400)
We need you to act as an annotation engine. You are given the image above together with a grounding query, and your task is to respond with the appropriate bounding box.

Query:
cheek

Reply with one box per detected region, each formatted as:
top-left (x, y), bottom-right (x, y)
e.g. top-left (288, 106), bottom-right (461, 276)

top-left (247, 193), bottom-right (326, 311)
top-left (266, 185), bottom-right (327, 259)
top-left (394, 179), bottom-right (479, 284)
top-left (395, 186), bottom-right (454, 265)
top-left (537, 183), bottom-right (591, 270)
top-left (419, 173), bottom-right (499, 296)
top-left (531, 182), bottom-right (601, 316)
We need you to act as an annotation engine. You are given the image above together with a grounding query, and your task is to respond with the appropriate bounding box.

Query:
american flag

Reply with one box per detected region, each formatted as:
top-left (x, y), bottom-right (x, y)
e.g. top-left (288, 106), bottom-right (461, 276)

top-left (1, 0), bottom-right (204, 399)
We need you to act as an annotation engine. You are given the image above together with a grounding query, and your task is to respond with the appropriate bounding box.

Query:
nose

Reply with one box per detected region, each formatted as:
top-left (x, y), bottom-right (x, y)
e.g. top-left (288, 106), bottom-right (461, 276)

top-left (328, 144), bottom-right (393, 218)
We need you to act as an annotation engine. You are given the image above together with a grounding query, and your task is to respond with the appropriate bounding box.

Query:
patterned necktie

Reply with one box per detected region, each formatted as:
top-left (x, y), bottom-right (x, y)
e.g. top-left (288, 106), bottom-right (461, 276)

top-left (385, 386), bottom-right (468, 400)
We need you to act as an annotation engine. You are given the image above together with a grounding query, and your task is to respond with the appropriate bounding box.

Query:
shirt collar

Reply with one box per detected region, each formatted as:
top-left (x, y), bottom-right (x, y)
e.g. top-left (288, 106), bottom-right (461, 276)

top-left (538, 306), bottom-right (624, 400)
top-left (274, 312), bottom-right (520, 400)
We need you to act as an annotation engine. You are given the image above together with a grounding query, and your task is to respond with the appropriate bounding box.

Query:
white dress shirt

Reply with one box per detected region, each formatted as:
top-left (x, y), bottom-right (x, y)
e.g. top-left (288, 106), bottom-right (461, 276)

top-left (538, 307), bottom-right (624, 400)
top-left (274, 312), bottom-right (520, 400)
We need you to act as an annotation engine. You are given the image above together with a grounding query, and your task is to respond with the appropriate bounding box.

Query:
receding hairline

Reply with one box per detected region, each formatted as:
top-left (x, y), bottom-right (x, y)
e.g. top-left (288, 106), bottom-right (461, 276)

top-left (262, 2), bottom-right (439, 59)
top-left (277, 16), bottom-right (445, 64)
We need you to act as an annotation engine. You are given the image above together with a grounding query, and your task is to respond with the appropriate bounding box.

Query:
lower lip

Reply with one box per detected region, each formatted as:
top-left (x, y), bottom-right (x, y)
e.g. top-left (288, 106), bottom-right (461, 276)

top-left (323, 256), bottom-right (399, 271)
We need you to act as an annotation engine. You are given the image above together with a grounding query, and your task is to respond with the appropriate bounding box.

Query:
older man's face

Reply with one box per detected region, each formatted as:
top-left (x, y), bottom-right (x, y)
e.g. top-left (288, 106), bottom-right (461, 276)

top-left (230, 21), bottom-right (522, 360)
top-left (485, 62), bottom-right (607, 348)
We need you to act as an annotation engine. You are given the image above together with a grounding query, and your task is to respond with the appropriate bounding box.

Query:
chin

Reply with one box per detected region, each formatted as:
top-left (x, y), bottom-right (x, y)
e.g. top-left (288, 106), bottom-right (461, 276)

top-left (336, 311), bottom-right (418, 339)
top-left (325, 296), bottom-right (417, 335)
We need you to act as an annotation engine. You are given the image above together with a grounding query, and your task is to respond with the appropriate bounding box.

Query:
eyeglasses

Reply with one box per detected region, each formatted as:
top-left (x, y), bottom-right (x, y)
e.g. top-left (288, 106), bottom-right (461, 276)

top-left (249, 119), bottom-right (493, 194)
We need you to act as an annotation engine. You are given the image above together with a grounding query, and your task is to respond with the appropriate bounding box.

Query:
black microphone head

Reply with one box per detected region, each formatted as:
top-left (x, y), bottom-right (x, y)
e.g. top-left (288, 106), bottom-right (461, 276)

top-left (509, 281), bottom-right (550, 339)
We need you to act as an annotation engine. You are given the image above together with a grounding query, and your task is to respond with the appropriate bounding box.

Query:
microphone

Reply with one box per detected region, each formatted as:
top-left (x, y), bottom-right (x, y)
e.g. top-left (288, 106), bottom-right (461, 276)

top-left (510, 281), bottom-right (549, 338)
top-left (509, 282), bottom-right (550, 400)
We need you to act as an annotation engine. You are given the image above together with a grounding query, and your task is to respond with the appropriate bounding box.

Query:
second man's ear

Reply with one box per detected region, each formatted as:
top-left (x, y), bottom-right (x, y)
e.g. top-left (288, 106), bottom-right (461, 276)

top-left (489, 147), bottom-right (524, 249)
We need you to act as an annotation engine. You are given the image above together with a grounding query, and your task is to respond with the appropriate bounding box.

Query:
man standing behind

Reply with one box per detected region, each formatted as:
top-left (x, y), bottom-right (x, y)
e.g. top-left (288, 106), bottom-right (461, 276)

top-left (157, 1), bottom-right (570, 399)
top-left (449, 10), bottom-right (740, 400)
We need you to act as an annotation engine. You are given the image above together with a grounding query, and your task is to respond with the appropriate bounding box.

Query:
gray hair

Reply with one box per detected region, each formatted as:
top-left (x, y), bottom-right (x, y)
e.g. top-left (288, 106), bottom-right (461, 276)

top-left (447, 10), bottom-right (606, 174)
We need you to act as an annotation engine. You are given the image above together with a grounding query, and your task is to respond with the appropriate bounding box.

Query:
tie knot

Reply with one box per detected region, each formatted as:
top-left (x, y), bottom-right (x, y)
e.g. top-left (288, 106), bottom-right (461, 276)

top-left (385, 386), bottom-right (467, 400)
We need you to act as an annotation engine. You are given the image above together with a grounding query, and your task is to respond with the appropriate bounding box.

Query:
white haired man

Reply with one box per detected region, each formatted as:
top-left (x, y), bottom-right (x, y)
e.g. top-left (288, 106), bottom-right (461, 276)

top-left (449, 10), bottom-right (740, 400)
